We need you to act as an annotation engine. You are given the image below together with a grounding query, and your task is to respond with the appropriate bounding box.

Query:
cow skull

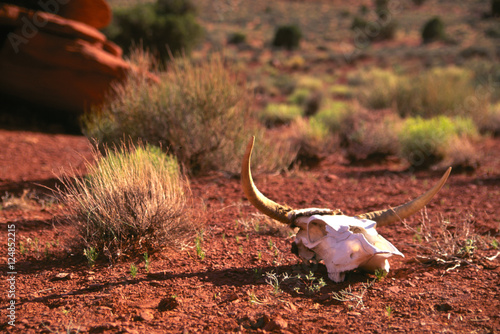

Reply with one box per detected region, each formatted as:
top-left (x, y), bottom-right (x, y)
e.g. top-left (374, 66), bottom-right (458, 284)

top-left (241, 136), bottom-right (451, 282)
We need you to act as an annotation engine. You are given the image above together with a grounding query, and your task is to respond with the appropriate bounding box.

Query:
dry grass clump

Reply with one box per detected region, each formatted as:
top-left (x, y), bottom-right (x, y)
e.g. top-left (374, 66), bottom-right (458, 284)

top-left (355, 68), bottom-right (399, 109)
top-left (475, 103), bottom-right (500, 136)
top-left (407, 212), bottom-right (500, 272)
top-left (83, 51), bottom-right (264, 175)
top-left (344, 113), bottom-right (402, 162)
top-left (395, 66), bottom-right (487, 119)
top-left (58, 143), bottom-right (201, 260)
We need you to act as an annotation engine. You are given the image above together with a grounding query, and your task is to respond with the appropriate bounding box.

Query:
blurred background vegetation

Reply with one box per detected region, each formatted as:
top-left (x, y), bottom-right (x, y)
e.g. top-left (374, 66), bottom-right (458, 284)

top-left (83, 0), bottom-right (500, 173)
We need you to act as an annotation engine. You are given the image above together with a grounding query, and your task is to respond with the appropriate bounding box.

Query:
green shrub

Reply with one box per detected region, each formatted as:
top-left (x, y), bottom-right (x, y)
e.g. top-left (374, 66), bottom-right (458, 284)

top-left (329, 85), bottom-right (355, 99)
top-left (421, 16), bottom-right (445, 43)
top-left (259, 103), bottom-right (303, 127)
top-left (311, 101), bottom-right (351, 133)
top-left (272, 24), bottom-right (302, 50)
top-left (492, 0), bottom-right (500, 17)
top-left (58, 144), bottom-right (200, 260)
top-left (350, 14), bottom-right (398, 41)
top-left (287, 88), bottom-right (323, 116)
top-left (398, 116), bottom-right (478, 168)
top-left (228, 31), bottom-right (247, 44)
top-left (287, 88), bottom-right (311, 105)
top-left (83, 52), bottom-right (262, 175)
top-left (103, 0), bottom-right (203, 60)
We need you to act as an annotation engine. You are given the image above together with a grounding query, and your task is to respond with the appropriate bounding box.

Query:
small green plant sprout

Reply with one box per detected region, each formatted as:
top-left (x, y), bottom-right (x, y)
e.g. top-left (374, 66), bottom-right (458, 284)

top-left (257, 251), bottom-right (262, 261)
top-left (386, 305), bottom-right (393, 318)
top-left (491, 239), bottom-right (499, 250)
top-left (331, 279), bottom-right (376, 310)
top-left (44, 242), bottom-right (52, 259)
top-left (295, 271), bottom-right (327, 295)
top-left (130, 263), bottom-right (138, 278)
top-left (264, 271), bottom-right (292, 295)
top-left (238, 246), bottom-right (244, 255)
top-left (34, 237), bottom-right (40, 254)
top-left (374, 268), bottom-right (388, 281)
top-left (195, 234), bottom-right (206, 261)
top-left (235, 235), bottom-right (240, 244)
top-left (143, 252), bottom-right (151, 273)
top-left (19, 241), bottom-right (26, 255)
top-left (458, 238), bottom-right (476, 257)
top-left (268, 239), bottom-right (274, 251)
top-left (84, 247), bottom-right (98, 268)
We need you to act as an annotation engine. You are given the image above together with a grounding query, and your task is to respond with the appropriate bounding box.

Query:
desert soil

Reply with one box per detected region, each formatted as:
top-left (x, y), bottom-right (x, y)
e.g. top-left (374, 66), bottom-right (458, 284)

top-left (0, 129), bottom-right (499, 333)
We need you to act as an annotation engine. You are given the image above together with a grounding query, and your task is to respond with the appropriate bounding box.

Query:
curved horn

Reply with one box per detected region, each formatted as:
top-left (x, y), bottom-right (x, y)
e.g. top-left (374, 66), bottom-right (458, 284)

top-left (357, 167), bottom-right (452, 227)
top-left (241, 136), bottom-right (292, 225)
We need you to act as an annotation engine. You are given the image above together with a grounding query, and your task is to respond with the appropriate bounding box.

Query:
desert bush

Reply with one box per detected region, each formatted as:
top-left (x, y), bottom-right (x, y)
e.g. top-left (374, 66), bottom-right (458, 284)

top-left (103, 0), bottom-right (202, 60)
top-left (272, 24), bottom-right (302, 50)
top-left (58, 144), bottom-right (200, 260)
top-left (286, 118), bottom-right (332, 168)
top-left (329, 85), bottom-right (355, 99)
top-left (272, 74), bottom-right (297, 95)
top-left (83, 52), bottom-right (266, 175)
top-left (287, 88), bottom-right (312, 106)
top-left (292, 117), bottom-right (330, 147)
top-left (350, 11), bottom-right (398, 42)
top-left (395, 66), bottom-right (485, 119)
top-left (311, 101), bottom-right (352, 134)
top-left (466, 60), bottom-right (500, 103)
top-left (296, 75), bottom-right (324, 91)
top-left (287, 88), bottom-right (323, 116)
top-left (259, 103), bottom-right (303, 127)
top-left (492, 0), bottom-right (500, 17)
top-left (398, 116), bottom-right (478, 168)
top-left (421, 16), bottom-right (445, 43)
top-left (475, 103), bottom-right (500, 136)
top-left (345, 114), bottom-right (402, 162)
top-left (228, 31), bottom-right (247, 45)
top-left (284, 55), bottom-right (306, 70)
top-left (356, 68), bottom-right (399, 109)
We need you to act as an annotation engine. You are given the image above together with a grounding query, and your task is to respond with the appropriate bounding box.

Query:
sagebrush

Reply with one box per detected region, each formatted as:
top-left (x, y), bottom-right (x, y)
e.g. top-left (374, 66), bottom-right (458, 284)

top-left (83, 51), bottom-right (287, 175)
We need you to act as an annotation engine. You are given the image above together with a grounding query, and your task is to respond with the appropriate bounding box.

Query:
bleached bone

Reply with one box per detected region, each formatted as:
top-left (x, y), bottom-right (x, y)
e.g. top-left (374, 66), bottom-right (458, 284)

top-left (241, 136), bottom-right (451, 282)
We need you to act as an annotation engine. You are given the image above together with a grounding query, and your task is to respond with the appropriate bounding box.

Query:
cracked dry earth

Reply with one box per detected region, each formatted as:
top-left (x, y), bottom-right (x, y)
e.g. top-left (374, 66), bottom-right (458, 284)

top-left (0, 129), bottom-right (499, 333)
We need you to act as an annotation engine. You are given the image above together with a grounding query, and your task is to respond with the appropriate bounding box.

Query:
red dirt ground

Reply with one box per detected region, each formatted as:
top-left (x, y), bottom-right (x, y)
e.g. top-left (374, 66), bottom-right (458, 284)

top-left (1, 129), bottom-right (499, 333)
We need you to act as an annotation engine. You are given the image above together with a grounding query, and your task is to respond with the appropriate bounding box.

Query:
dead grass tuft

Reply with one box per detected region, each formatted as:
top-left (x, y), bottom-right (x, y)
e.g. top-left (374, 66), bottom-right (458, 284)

top-left (57, 143), bottom-right (202, 260)
top-left (406, 210), bottom-right (500, 272)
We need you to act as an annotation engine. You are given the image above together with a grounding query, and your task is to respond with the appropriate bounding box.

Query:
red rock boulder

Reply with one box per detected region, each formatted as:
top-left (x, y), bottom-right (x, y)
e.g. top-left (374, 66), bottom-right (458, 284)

top-left (0, 4), bottom-right (135, 116)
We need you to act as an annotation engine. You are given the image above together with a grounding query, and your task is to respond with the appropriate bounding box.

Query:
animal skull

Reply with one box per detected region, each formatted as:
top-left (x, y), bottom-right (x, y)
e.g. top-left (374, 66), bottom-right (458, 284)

top-left (241, 137), bottom-right (451, 282)
top-left (293, 214), bottom-right (403, 282)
